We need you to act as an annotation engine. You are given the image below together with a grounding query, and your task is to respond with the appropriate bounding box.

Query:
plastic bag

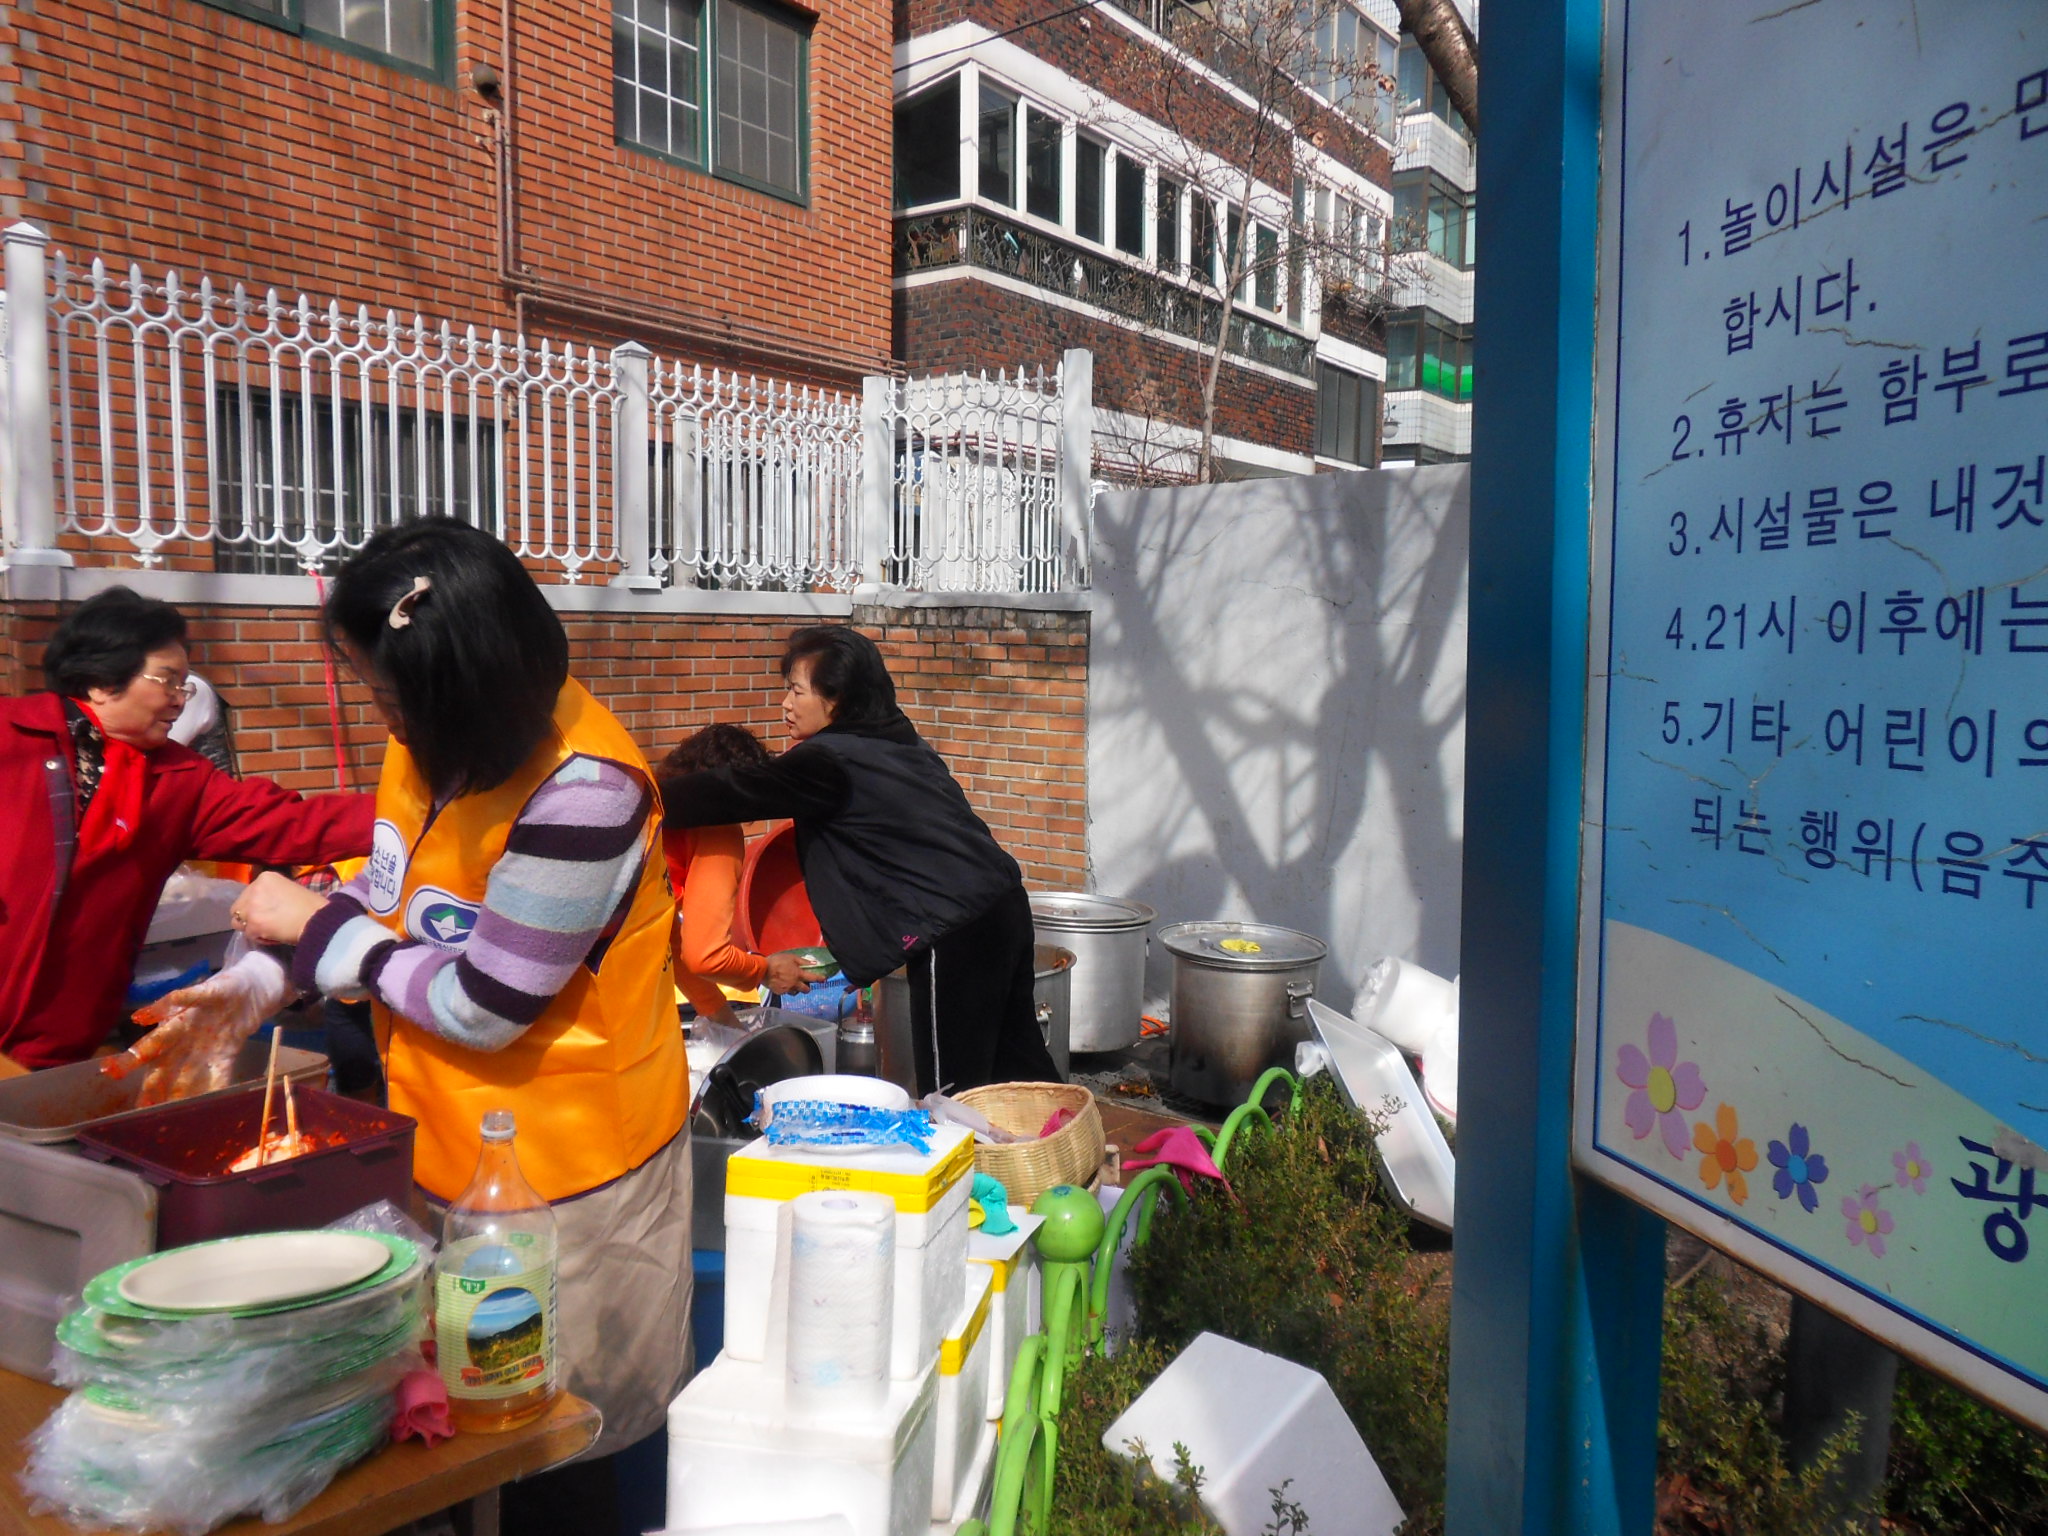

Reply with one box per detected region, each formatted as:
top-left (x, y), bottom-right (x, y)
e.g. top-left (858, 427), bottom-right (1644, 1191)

top-left (21, 1350), bottom-right (416, 1534)
top-left (922, 1090), bottom-right (1020, 1144)
top-left (754, 1094), bottom-right (936, 1153)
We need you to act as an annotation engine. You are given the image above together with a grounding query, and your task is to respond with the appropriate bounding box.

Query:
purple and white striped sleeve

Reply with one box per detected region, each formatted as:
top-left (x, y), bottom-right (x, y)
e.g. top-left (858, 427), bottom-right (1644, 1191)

top-left (291, 756), bottom-right (655, 1052)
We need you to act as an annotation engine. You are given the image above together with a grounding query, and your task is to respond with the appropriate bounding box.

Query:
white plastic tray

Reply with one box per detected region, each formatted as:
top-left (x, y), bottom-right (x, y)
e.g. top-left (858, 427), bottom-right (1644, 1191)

top-left (1306, 1000), bottom-right (1455, 1232)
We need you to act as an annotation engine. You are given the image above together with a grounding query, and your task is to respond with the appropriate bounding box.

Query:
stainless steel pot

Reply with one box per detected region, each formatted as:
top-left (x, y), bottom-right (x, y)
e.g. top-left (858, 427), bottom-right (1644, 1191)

top-left (1159, 920), bottom-right (1327, 1105)
top-left (873, 942), bottom-right (1077, 1086)
top-left (1028, 891), bottom-right (1156, 1053)
top-left (1034, 943), bottom-right (1075, 1078)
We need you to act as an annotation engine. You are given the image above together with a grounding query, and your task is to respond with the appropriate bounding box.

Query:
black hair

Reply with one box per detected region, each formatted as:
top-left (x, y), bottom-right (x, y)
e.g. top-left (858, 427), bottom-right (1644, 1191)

top-left (661, 722), bottom-right (771, 777)
top-left (325, 518), bottom-right (569, 797)
top-left (44, 587), bottom-right (189, 697)
top-left (780, 625), bottom-right (899, 729)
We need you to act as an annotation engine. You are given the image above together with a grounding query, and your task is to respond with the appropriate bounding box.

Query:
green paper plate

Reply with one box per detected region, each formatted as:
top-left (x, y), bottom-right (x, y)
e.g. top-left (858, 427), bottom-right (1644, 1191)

top-left (82, 1232), bottom-right (417, 1322)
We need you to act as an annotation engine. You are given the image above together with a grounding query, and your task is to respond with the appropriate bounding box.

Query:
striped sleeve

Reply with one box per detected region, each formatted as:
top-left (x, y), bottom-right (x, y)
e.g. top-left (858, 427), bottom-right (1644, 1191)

top-left (295, 756), bottom-right (654, 1053)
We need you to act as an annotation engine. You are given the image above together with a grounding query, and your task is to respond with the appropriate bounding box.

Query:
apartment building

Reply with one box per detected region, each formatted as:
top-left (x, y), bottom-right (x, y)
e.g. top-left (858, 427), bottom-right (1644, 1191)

top-left (892, 0), bottom-right (1397, 482)
top-left (1378, 0), bottom-right (1476, 466)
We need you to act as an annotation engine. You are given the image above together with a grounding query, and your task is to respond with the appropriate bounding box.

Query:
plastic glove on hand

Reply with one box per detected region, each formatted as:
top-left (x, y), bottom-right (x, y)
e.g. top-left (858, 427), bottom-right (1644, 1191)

top-left (106, 951), bottom-right (291, 1106)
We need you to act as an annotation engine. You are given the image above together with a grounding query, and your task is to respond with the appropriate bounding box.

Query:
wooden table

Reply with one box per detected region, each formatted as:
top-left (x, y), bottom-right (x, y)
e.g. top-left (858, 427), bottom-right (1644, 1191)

top-left (0, 1370), bottom-right (599, 1536)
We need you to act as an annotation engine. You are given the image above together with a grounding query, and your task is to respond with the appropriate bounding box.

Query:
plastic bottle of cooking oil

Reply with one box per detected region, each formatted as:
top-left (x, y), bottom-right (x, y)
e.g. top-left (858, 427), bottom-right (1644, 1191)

top-left (435, 1110), bottom-right (560, 1432)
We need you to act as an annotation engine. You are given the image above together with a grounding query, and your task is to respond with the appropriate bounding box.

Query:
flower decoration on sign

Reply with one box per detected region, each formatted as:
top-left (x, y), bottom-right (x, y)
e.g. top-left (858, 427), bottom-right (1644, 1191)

top-left (1841, 1185), bottom-right (1896, 1258)
top-left (1693, 1103), bottom-right (1759, 1205)
top-left (1617, 1012), bottom-right (1706, 1159)
top-left (1766, 1123), bottom-right (1830, 1212)
top-left (1892, 1141), bottom-right (1933, 1195)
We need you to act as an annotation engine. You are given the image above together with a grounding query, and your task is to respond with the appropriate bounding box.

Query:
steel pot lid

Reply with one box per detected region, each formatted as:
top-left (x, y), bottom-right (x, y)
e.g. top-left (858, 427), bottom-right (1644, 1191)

top-left (1028, 891), bottom-right (1157, 930)
top-left (1157, 920), bottom-right (1328, 970)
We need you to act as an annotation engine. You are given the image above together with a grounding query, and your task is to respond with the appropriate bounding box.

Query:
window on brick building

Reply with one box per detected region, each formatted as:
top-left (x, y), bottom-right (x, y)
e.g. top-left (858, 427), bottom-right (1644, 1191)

top-left (1113, 155), bottom-right (1146, 257)
top-left (1024, 107), bottom-right (1064, 222)
top-left (895, 75), bottom-right (961, 207)
top-left (1313, 361), bottom-right (1377, 466)
top-left (615, 0), bottom-right (707, 165)
top-left (197, 0), bottom-right (443, 77)
top-left (713, 0), bottom-right (806, 198)
top-left (210, 388), bottom-right (497, 575)
top-left (1254, 224), bottom-right (1279, 311)
top-left (613, 0), bottom-right (809, 200)
top-left (978, 85), bottom-right (1018, 207)
top-left (1155, 177), bottom-right (1182, 274)
top-left (1075, 137), bottom-right (1106, 243)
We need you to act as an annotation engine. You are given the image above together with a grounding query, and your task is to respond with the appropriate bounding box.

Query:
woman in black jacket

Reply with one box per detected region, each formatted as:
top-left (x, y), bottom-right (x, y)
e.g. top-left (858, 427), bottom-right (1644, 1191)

top-left (659, 626), bottom-right (1060, 1095)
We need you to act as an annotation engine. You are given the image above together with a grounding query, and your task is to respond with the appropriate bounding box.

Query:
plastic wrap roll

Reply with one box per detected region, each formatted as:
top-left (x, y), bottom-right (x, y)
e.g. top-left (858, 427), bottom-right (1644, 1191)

top-left (784, 1191), bottom-right (895, 1415)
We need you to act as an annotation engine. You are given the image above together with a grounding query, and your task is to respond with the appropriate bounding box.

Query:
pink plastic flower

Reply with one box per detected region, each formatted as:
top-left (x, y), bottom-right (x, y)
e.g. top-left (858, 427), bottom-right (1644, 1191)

top-left (1892, 1142), bottom-right (1932, 1195)
top-left (1841, 1184), bottom-right (1896, 1258)
top-left (1616, 1012), bottom-right (1706, 1159)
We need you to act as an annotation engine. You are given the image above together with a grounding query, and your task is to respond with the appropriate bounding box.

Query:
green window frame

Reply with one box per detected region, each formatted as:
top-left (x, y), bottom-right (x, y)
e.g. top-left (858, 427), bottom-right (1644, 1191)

top-left (613, 0), bottom-right (812, 204)
top-left (195, 0), bottom-right (451, 81)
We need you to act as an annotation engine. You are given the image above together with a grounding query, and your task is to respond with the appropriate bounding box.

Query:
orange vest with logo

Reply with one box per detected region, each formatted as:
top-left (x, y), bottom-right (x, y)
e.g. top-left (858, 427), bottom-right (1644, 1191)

top-left (364, 680), bottom-right (685, 1203)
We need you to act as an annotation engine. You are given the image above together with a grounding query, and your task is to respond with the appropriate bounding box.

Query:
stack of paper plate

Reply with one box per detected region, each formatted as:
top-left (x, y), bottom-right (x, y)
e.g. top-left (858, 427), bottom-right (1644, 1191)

top-left (21, 1229), bottom-right (429, 1534)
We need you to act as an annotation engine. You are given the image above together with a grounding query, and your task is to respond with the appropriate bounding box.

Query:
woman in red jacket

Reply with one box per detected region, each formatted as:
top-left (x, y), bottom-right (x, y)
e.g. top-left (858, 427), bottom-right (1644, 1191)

top-left (0, 587), bottom-right (372, 1073)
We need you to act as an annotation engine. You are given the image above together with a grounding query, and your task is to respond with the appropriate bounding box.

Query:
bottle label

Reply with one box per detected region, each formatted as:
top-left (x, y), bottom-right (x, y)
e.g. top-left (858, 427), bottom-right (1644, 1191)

top-left (435, 1237), bottom-right (557, 1401)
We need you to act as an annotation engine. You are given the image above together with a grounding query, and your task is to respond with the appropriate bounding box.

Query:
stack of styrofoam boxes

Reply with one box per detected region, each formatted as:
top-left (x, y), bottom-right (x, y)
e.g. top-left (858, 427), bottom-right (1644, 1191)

top-left (965, 1214), bottom-right (1044, 1423)
top-left (929, 1265), bottom-right (996, 1533)
top-left (666, 1123), bottom-right (977, 1536)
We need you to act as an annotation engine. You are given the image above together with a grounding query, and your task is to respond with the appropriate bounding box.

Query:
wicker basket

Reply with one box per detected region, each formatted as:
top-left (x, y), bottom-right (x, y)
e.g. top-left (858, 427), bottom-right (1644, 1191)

top-left (958, 1082), bottom-right (1106, 1209)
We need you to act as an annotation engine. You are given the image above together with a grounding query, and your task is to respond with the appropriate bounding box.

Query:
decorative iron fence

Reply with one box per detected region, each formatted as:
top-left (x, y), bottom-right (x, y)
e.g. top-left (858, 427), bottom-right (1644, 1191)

top-left (895, 206), bottom-right (1317, 379)
top-left (0, 223), bottom-right (1092, 596)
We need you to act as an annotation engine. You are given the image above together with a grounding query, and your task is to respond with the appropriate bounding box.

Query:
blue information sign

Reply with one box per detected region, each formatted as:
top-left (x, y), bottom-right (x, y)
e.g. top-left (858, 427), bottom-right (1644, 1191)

top-left (1579, 0), bottom-right (2048, 1428)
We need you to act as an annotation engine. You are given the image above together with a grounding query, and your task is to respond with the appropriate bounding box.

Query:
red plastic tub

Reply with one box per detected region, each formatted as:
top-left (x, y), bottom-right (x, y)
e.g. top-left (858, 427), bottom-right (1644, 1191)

top-left (737, 820), bottom-right (824, 953)
top-left (75, 1084), bottom-right (416, 1250)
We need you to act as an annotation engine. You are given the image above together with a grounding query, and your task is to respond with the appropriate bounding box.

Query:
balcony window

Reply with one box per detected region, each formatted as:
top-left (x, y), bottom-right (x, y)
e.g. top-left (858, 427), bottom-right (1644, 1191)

top-left (1385, 311), bottom-right (1473, 401)
top-left (978, 85), bottom-right (1018, 207)
top-left (1155, 177), bottom-right (1182, 274)
top-left (1076, 137), bottom-right (1106, 243)
top-left (1114, 155), bottom-right (1147, 257)
top-left (1191, 197), bottom-right (1218, 287)
top-left (1254, 224), bottom-right (1279, 311)
top-left (1025, 106), bottom-right (1064, 221)
top-left (1392, 171), bottom-right (1471, 269)
top-left (894, 74), bottom-right (960, 207)
top-left (1313, 361), bottom-right (1376, 466)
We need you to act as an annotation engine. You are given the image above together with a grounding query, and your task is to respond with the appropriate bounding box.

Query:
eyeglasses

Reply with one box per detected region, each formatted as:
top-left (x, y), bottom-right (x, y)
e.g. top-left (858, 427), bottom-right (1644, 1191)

top-left (137, 672), bottom-right (198, 701)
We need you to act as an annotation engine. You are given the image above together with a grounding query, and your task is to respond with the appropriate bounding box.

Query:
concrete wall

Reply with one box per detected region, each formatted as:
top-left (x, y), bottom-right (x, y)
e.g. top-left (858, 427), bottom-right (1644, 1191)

top-left (1087, 464), bottom-right (1468, 1013)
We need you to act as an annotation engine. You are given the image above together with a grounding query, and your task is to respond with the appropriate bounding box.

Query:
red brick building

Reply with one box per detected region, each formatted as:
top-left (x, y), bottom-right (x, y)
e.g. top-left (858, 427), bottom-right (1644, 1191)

top-left (0, 0), bottom-right (1092, 883)
top-left (892, 0), bottom-right (1396, 481)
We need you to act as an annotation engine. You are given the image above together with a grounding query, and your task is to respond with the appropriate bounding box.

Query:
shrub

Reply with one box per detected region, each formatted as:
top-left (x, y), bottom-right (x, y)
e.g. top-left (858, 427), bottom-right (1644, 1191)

top-left (1046, 1339), bottom-right (1224, 1535)
top-left (1884, 1365), bottom-right (2048, 1534)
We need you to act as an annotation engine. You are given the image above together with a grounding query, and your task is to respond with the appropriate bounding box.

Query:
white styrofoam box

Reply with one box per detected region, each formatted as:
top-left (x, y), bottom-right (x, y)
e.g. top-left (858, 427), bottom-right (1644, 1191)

top-left (928, 1421), bottom-right (997, 1536)
top-left (724, 1126), bottom-right (974, 1380)
top-left (966, 1213), bottom-right (1043, 1421)
top-left (1102, 1333), bottom-right (1404, 1536)
top-left (668, 1352), bottom-right (939, 1536)
top-left (931, 1266), bottom-right (994, 1521)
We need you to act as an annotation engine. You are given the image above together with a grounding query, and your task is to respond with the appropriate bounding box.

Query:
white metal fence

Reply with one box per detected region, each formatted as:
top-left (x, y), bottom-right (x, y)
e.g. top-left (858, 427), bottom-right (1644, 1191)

top-left (0, 223), bottom-right (1092, 595)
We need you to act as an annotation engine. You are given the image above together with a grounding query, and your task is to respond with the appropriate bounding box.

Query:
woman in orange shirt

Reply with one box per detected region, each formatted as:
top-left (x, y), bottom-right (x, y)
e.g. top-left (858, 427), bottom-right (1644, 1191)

top-left (660, 725), bottom-right (808, 1023)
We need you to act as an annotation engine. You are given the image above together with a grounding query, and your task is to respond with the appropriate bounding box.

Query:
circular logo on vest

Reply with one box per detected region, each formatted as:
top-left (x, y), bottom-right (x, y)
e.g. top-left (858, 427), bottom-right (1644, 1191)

top-left (365, 819), bottom-right (408, 916)
top-left (405, 887), bottom-right (481, 950)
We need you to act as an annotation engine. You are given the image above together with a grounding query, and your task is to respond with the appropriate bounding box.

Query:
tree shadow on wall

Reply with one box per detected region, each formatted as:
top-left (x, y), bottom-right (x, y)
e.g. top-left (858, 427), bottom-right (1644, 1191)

top-left (1088, 467), bottom-right (1468, 1011)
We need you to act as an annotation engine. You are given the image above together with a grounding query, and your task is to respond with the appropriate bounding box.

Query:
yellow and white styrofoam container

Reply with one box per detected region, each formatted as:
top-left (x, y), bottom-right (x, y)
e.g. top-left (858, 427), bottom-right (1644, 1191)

top-left (931, 1265), bottom-right (995, 1521)
top-left (966, 1213), bottom-right (1043, 1422)
top-left (929, 1418), bottom-right (998, 1535)
top-left (668, 1351), bottom-right (940, 1536)
top-left (724, 1125), bottom-right (975, 1380)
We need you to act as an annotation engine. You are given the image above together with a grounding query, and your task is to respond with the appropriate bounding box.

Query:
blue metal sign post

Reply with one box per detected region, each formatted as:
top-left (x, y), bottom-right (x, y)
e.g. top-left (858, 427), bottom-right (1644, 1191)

top-left (1446, 0), bottom-right (1667, 1530)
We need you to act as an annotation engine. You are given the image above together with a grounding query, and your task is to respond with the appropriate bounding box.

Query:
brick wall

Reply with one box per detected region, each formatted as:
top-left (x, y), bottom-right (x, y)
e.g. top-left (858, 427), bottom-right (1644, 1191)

top-left (9, 0), bottom-right (893, 383)
top-left (0, 598), bottom-right (1089, 888)
top-left (897, 281), bottom-right (1315, 459)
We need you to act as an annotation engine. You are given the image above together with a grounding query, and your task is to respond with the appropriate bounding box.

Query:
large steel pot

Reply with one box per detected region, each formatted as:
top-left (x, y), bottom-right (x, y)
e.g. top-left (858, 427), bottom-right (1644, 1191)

top-left (874, 942), bottom-right (1076, 1085)
top-left (1159, 920), bottom-right (1327, 1105)
top-left (1028, 892), bottom-right (1156, 1053)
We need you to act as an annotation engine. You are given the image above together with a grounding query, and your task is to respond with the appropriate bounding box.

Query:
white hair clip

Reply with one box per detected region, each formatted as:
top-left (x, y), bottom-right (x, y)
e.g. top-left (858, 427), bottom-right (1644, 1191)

top-left (387, 575), bottom-right (433, 629)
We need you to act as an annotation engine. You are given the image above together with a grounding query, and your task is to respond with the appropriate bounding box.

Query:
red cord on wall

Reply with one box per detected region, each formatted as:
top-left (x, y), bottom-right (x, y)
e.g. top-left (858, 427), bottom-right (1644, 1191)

top-left (312, 573), bottom-right (349, 792)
